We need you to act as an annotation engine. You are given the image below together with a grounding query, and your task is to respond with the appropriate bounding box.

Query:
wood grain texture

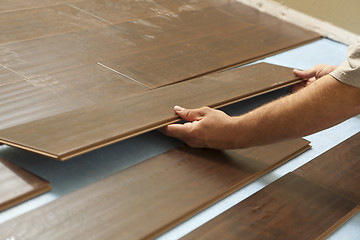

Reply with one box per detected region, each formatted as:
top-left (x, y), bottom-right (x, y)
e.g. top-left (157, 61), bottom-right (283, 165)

top-left (100, 2), bottom-right (320, 88)
top-left (0, 1), bottom-right (319, 159)
top-left (182, 173), bottom-right (359, 240)
top-left (0, 66), bottom-right (23, 85)
top-left (0, 64), bottom-right (148, 130)
top-left (0, 157), bottom-right (51, 211)
top-left (0, 63), bottom-right (303, 159)
top-left (0, 25), bottom-right (142, 78)
top-left (0, 4), bottom-right (108, 45)
top-left (0, 0), bottom-right (232, 76)
top-left (0, 0), bottom-right (82, 13)
top-left (295, 132), bottom-right (360, 203)
top-left (70, 0), bottom-right (233, 24)
top-left (0, 2), bottom-right (319, 86)
top-left (0, 139), bottom-right (310, 239)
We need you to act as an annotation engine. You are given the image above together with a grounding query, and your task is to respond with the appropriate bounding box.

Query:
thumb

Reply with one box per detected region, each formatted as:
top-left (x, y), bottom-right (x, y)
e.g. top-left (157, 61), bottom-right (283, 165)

top-left (293, 68), bottom-right (316, 80)
top-left (174, 106), bottom-right (203, 121)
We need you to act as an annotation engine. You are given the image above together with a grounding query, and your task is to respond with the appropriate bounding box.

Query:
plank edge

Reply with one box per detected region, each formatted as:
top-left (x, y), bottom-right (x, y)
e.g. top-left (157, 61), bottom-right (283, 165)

top-left (315, 206), bottom-right (360, 240)
top-left (144, 142), bottom-right (311, 240)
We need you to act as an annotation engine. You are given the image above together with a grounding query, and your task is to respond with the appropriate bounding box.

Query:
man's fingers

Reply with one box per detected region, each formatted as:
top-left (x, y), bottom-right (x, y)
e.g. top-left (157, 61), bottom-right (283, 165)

top-left (174, 105), bottom-right (204, 121)
top-left (294, 65), bottom-right (337, 80)
top-left (163, 122), bottom-right (191, 139)
top-left (163, 122), bottom-right (204, 148)
top-left (317, 65), bottom-right (338, 77)
top-left (293, 68), bottom-right (316, 80)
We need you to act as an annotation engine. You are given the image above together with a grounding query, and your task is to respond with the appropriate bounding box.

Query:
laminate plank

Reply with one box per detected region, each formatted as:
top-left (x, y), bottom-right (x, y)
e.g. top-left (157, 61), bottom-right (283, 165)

top-left (182, 173), bottom-right (359, 240)
top-left (0, 63), bottom-right (303, 159)
top-left (0, 0), bottom-right (82, 13)
top-left (0, 157), bottom-right (51, 211)
top-left (44, 64), bottom-right (150, 102)
top-left (101, 2), bottom-right (320, 88)
top-left (70, 0), bottom-right (233, 24)
top-left (0, 1), bottom-right (319, 158)
top-left (0, 64), bottom-right (148, 130)
top-left (0, 2), bottom-right (320, 85)
top-left (0, 66), bottom-right (23, 85)
top-left (0, 4), bottom-right (108, 45)
top-left (109, 4), bottom-right (256, 50)
top-left (294, 132), bottom-right (360, 203)
top-left (0, 25), bottom-right (142, 78)
top-left (0, 139), bottom-right (310, 239)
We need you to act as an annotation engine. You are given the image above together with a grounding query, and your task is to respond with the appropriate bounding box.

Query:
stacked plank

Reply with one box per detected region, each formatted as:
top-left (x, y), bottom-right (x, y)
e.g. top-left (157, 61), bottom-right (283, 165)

top-left (1, 0), bottom-right (340, 238)
top-left (0, 0), bottom-right (319, 160)
top-left (0, 157), bottom-right (51, 211)
top-left (0, 139), bottom-right (310, 239)
top-left (0, 63), bottom-right (305, 160)
top-left (183, 133), bottom-right (360, 239)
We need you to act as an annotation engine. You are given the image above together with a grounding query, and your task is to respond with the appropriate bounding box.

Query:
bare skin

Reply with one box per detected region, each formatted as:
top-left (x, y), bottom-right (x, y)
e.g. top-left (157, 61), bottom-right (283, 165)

top-left (291, 64), bottom-right (338, 92)
top-left (163, 65), bottom-right (360, 149)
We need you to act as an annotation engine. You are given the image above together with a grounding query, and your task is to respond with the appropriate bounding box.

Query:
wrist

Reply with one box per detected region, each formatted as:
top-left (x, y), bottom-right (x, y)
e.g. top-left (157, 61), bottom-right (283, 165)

top-left (228, 116), bottom-right (248, 149)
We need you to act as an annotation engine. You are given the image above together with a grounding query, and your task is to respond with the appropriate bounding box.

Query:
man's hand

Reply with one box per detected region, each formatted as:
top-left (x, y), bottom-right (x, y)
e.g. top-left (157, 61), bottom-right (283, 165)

top-left (162, 106), bottom-right (238, 149)
top-left (292, 64), bottom-right (338, 92)
top-left (163, 72), bottom-right (360, 150)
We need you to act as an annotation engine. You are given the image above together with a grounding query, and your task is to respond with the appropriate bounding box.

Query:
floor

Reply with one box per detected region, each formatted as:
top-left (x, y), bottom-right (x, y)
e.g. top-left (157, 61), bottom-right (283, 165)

top-left (158, 38), bottom-right (360, 239)
top-left (0, 38), bottom-right (359, 239)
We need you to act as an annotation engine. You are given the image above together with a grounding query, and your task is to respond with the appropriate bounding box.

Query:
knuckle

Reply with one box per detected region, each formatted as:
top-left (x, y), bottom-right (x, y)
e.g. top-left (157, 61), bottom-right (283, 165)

top-left (183, 110), bottom-right (192, 119)
top-left (200, 106), bottom-right (211, 112)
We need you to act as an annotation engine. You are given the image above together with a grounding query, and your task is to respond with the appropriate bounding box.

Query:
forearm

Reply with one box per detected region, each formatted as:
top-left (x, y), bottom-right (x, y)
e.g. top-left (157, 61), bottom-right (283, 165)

top-left (233, 75), bottom-right (360, 148)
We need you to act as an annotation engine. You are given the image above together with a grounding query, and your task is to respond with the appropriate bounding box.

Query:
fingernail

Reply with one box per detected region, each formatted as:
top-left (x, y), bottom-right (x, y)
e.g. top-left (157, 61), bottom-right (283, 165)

top-left (174, 105), bottom-right (184, 112)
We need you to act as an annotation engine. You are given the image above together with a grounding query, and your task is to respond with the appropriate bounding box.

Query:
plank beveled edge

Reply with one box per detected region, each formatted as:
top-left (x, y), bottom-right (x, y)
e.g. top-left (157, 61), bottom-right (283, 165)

top-left (181, 173), bottom-right (358, 240)
top-left (0, 184), bottom-right (52, 212)
top-left (172, 35), bottom-right (321, 89)
top-left (144, 142), bottom-right (311, 240)
top-left (17, 81), bottom-right (304, 161)
top-left (0, 157), bottom-right (52, 211)
top-left (0, 74), bottom-right (303, 161)
top-left (59, 78), bottom-right (304, 161)
top-left (315, 206), bottom-right (360, 240)
top-left (0, 139), bottom-right (59, 159)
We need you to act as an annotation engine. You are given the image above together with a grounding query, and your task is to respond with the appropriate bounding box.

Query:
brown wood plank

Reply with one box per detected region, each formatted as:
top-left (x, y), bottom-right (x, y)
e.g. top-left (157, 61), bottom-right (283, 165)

top-left (0, 0), bottom-right (82, 13)
top-left (0, 1), bottom-right (319, 159)
top-left (70, 0), bottom-right (233, 24)
top-left (100, 2), bottom-right (320, 88)
top-left (108, 3), bottom-right (255, 51)
top-left (43, 64), bottom-right (150, 103)
top-left (0, 25), bottom-right (141, 78)
top-left (0, 64), bottom-right (148, 130)
top-left (0, 139), bottom-right (310, 239)
top-left (294, 132), bottom-right (360, 203)
top-left (0, 157), bottom-right (51, 211)
top-left (0, 0), bottom-right (235, 74)
top-left (1, 4), bottom-right (226, 78)
top-left (0, 66), bottom-right (23, 85)
top-left (0, 63), bottom-right (303, 159)
top-left (0, 2), bottom-right (319, 85)
top-left (182, 173), bottom-right (359, 240)
top-left (0, 4), bottom-right (108, 45)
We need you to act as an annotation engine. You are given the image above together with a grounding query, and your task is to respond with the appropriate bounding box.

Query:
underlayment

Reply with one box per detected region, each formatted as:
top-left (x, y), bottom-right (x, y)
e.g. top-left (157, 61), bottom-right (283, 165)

top-left (236, 0), bottom-right (360, 45)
